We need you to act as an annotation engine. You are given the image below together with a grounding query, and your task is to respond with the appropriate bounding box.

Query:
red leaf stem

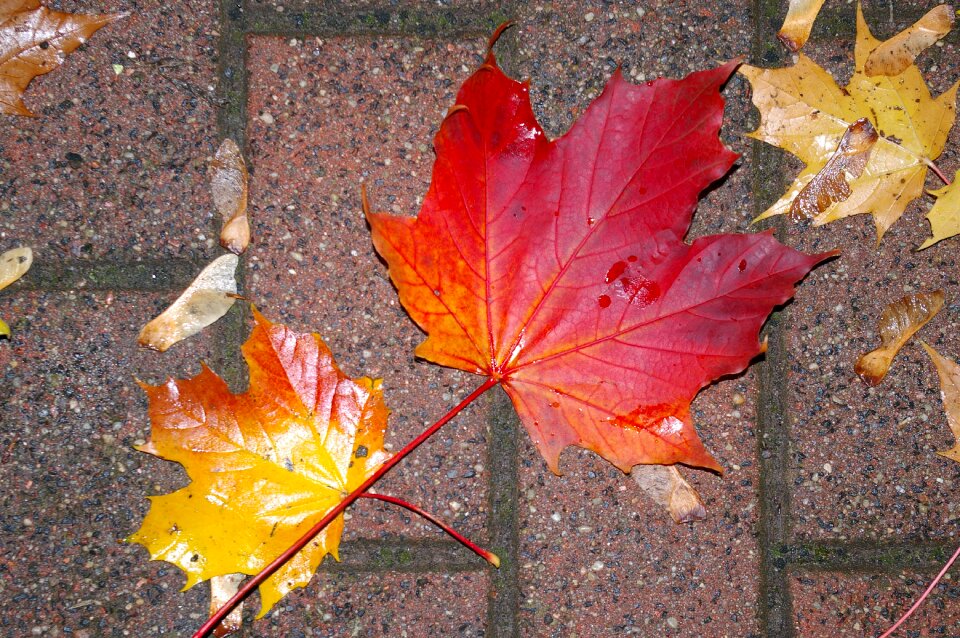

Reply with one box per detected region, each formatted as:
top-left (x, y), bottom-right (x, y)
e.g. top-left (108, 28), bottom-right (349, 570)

top-left (876, 541), bottom-right (960, 638)
top-left (192, 377), bottom-right (501, 638)
top-left (358, 492), bottom-right (500, 567)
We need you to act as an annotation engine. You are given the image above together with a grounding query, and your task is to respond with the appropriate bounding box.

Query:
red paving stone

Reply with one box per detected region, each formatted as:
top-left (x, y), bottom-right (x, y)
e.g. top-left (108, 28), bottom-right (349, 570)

top-left (0, 291), bottom-right (219, 636)
top-left (0, 0), bottom-right (221, 262)
top-left (516, 377), bottom-right (762, 638)
top-left (245, 36), bottom-right (492, 542)
top-left (3, 1), bottom-right (960, 637)
top-left (250, 571), bottom-right (489, 637)
top-left (791, 571), bottom-right (960, 637)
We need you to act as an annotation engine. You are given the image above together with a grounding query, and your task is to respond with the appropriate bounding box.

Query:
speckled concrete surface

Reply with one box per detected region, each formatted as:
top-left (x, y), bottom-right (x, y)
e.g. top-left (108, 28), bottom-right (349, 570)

top-left (516, 379), bottom-right (762, 638)
top-left (246, 571), bottom-right (489, 637)
top-left (792, 571), bottom-right (960, 636)
top-left (0, 292), bottom-right (218, 636)
top-left (0, 0), bottom-right (221, 262)
top-left (3, 0), bottom-right (960, 636)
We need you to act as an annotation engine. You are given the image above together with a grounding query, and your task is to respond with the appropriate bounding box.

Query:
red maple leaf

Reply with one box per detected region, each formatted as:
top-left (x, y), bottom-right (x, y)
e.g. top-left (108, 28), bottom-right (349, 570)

top-left (367, 53), bottom-right (830, 474)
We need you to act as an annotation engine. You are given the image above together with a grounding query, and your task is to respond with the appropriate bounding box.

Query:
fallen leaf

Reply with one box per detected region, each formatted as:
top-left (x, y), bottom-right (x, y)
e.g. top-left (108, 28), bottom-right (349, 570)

top-left (211, 139), bottom-right (250, 255)
top-left (0, 246), bottom-right (31, 289)
top-left (789, 117), bottom-right (878, 222)
top-left (742, 4), bottom-right (958, 242)
top-left (632, 464), bottom-right (706, 523)
top-left (920, 173), bottom-right (960, 249)
top-left (855, 290), bottom-right (945, 385)
top-left (210, 574), bottom-right (244, 638)
top-left (920, 342), bottom-right (960, 463)
top-left (865, 4), bottom-right (954, 77)
top-left (367, 54), bottom-right (831, 475)
top-left (777, 0), bottom-right (827, 51)
top-left (0, 246), bottom-right (32, 338)
top-left (128, 311), bottom-right (391, 616)
top-left (0, 1), bottom-right (124, 116)
top-left (138, 253), bottom-right (239, 352)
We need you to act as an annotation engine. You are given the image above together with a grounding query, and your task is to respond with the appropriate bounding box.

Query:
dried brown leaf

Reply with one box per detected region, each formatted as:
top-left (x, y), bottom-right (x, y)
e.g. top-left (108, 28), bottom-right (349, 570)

top-left (921, 342), bottom-right (960, 464)
top-left (777, 0), bottom-right (827, 51)
top-left (0, 1), bottom-right (124, 116)
top-left (0, 246), bottom-right (31, 290)
top-left (855, 290), bottom-right (945, 385)
top-left (138, 254), bottom-right (239, 352)
top-left (865, 5), bottom-right (955, 77)
top-left (631, 464), bottom-right (706, 523)
top-left (789, 118), bottom-right (878, 222)
top-left (211, 139), bottom-right (249, 254)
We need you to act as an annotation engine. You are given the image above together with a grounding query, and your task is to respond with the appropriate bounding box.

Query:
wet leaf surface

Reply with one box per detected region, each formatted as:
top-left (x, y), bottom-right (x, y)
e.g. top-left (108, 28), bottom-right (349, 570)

top-left (368, 53), bottom-right (830, 475)
top-left (129, 311), bottom-right (391, 616)
top-left (743, 6), bottom-right (958, 243)
top-left (0, 0), bottom-right (123, 116)
top-left (855, 290), bottom-right (945, 386)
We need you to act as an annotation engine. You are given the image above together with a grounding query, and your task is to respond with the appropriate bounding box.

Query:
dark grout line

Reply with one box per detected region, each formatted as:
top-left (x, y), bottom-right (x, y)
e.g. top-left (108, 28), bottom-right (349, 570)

top-left (10, 258), bottom-right (201, 292)
top-left (751, 0), bottom-right (796, 637)
top-left (317, 538), bottom-right (490, 573)
top-left (214, 0), bottom-right (252, 392)
top-left (242, 4), bottom-right (512, 39)
top-left (481, 21), bottom-right (523, 638)
top-left (782, 540), bottom-right (955, 573)
top-left (484, 387), bottom-right (522, 638)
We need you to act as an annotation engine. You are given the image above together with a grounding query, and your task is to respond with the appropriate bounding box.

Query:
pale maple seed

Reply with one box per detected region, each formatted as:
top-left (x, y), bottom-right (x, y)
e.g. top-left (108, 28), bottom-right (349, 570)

top-left (854, 290), bottom-right (945, 386)
top-left (789, 117), bottom-right (878, 222)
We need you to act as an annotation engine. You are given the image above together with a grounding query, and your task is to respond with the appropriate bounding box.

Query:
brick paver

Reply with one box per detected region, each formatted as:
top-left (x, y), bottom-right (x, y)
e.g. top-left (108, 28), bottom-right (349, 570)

top-left (1, 1), bottom-right (959, 637)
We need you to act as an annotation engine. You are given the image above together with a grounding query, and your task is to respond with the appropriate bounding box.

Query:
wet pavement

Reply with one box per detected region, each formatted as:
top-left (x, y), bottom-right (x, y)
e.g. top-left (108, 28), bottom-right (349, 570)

top-left (1, 1), bottom-right (958, 636)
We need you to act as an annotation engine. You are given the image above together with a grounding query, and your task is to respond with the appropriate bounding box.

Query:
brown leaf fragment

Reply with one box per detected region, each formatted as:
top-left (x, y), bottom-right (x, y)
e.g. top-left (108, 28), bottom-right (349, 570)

top-left (210, 574), bottom-right (244, 638)
top-left (921, 342), bottom-right (960, 464)
top-left (0, 246), bottom-right (31, 290)
top-left (0, 1), bottom-right (125, 116)
top-left (865, 5), bottom-right (955, 77)
top-left (210, 139), bottom-right (249, 254)
top-left (631, 464), bottom-right (706, 524)
top-left (138, 254), bottom-right (239, 352)
top-left (777, 0), bottom-right (827, 51)
top-left (789, 118), bottom-right (878, 222)
top-left (855, 290), bottom-right (945, 385)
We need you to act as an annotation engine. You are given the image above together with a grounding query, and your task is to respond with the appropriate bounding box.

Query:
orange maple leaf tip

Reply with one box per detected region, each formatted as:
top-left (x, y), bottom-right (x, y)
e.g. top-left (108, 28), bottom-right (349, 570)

top-left (367, 48), bottom-right (831, 476)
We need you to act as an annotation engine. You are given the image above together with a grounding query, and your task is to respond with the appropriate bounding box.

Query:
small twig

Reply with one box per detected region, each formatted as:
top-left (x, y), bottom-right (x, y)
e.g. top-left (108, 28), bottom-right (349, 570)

top-left (876, 542), bottom-right (960, 637)
top-left (358, 492), bottom-right (500, 567)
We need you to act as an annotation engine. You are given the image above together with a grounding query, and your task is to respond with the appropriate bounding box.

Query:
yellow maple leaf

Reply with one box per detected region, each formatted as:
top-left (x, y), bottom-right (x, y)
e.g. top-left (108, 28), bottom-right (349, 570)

top-left (741, 4), bottom-right (958, 242)
top-left (920, 173), bottom-right (960, 249)
top-left (127, 311), bottom-right (391, 616)
top-left (921, 341), bottom-right (960, 464)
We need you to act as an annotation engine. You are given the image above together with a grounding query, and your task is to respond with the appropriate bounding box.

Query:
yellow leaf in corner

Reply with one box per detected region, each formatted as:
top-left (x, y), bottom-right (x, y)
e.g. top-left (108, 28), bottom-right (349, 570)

top-left (128, 311), bottom-right (392, 616)
top-left (741, 4), bottom-right (958, 243)
top-left (920, 174), bottom-right (960, 249)
top-left (920, 342), bottom-right (960, 464)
